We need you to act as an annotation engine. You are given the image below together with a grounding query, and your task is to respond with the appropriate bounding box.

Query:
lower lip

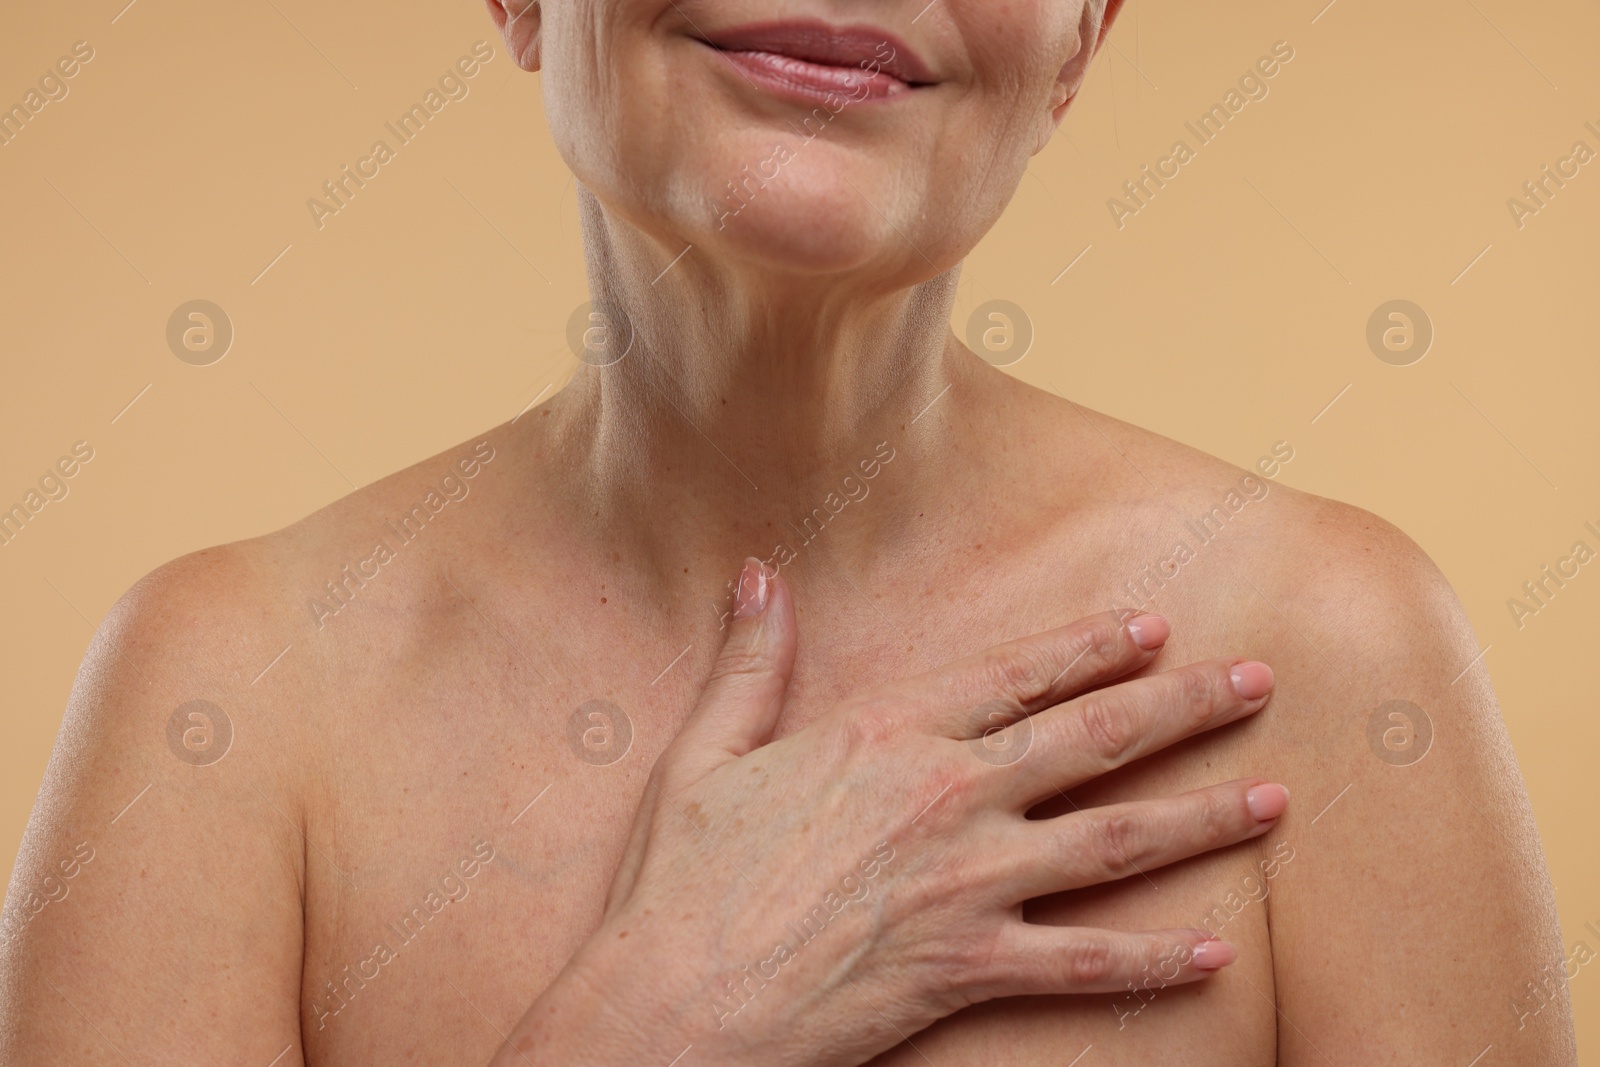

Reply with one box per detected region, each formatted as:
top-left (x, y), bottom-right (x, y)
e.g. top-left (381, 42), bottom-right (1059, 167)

top-left (712, 47), bottom-right (913, 104)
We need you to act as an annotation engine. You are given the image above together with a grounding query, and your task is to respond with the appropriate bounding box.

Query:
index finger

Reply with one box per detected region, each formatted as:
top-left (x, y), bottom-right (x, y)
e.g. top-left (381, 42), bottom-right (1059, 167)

top-left (888, 610), bottom-right (1170, 738)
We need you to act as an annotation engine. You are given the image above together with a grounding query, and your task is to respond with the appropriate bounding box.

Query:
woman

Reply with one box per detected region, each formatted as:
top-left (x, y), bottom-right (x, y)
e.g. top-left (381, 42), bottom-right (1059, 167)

top-left (0, 0), bottom-right (1574, 1064)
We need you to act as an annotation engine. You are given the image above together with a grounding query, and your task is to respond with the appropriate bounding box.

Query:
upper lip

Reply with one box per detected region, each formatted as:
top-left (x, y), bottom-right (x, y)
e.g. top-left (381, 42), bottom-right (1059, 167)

top-left (697, 19), bottom-right (938, 86)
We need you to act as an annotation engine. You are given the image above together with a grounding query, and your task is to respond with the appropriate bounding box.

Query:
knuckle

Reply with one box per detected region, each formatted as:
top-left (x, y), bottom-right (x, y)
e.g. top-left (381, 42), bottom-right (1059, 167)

top-left (909, 758), bottom-right (980, 830)
top-left (1178, 664), bottom-right (1224, 723)
top-left (1198, 789), bottom-right (1237, 845)
top-left (1063, 938), bottom-right (1116, 986)
top-left (1076, 694), bottom-right (1137, 765)
top-left (982, 614), bottom-right (1130, 708)
top-left (1092, 611), bottom-right (1132, 660)
top-left (1092, 809), bottom-right (1148, 874)
top-left (1075, 613), bottom-right (1127, 671)
top-left (706, 643), bottom-right (769, 684)
top-left (983, 645), bottom-right (1056, 703)
top-left (949, 927), bottom-right (1005, 990)
top-left (841, 699), bottom-right (901, 752)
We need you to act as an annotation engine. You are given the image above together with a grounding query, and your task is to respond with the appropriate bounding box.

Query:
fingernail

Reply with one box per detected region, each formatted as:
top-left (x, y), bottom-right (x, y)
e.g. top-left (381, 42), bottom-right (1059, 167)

top-left (1191, 940), bottom-right (1237, 971)
top-left (1246, 783), bottom-right (1290, 822)
top-left (1229, 660), bottom-right (1274, 701)
top-left (1126, 613), bottom-right (1169, 650)
top-left (733, 558), bottom-right (770, 619)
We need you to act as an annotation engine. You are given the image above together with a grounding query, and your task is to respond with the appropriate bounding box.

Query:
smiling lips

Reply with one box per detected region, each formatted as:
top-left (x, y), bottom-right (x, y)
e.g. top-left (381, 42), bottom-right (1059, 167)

top-left (699, 20), bottom-right (935, 104)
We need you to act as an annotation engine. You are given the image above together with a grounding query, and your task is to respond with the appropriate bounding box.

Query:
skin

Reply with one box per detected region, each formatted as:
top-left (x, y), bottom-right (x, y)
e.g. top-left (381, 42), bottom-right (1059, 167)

top-left (0, 0), bottom-right (1578, 1064)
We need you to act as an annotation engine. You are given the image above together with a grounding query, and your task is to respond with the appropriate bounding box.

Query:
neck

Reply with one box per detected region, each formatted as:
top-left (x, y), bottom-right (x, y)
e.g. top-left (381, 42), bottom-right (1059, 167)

top-left (541, 187), bottom-right (997, 595)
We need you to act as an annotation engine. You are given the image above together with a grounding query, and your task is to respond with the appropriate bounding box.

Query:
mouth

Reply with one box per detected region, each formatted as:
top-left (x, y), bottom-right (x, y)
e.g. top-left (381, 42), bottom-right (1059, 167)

top-left (695, 19), bottom-right (937, 104)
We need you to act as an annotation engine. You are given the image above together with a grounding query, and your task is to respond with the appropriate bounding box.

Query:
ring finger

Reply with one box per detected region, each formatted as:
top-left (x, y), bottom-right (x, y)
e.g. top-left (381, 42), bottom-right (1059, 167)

top-left (998, 778), bottom-right (1290, 901)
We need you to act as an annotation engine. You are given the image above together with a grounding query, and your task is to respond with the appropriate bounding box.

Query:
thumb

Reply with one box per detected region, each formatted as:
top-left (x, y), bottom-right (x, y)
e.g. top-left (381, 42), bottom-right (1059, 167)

top-left (669, 558), bottom-right (797, 778)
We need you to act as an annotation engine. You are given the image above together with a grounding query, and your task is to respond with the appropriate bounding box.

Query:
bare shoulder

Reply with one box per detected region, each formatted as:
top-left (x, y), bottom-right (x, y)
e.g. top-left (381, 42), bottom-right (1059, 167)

top-left (1249, 491), bottom-right (1573, 1061)
top-left (1067, 396), bottom-right (1514, 783)
top-left (76, 431), bottom-right (508, 696)
top-left (1056, 409), bottom-right (1574, 1060)
top-left (1033, 393), bottom-right (1574, 1060)
top-left (1045, 393), bottom-right (1461, 647)
top-left (0, 430), bottom-right (515, 1060)
top-left (21, 421), bottom-right (527, 858)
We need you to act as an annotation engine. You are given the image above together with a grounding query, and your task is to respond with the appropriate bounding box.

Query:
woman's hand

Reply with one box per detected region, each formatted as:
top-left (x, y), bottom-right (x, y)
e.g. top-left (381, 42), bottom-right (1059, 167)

top-left (494, 560), bottom-right (1287, 1067)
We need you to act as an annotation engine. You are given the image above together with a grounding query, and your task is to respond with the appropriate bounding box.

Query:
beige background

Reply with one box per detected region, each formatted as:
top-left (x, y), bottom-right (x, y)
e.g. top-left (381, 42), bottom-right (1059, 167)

top-left (2, 0), bottom-right (1596, 1056)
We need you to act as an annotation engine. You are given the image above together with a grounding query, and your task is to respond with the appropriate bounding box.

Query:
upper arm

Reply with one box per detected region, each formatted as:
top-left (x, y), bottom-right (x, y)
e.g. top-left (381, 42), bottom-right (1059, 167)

top-left (1265, 505), bottom-right (1576, 1065)
top-left (0, 549), bottom-right (309, 1066)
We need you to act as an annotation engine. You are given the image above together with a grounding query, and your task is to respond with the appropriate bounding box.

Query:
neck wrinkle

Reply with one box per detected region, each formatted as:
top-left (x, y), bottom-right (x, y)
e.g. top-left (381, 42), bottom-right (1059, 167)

top-left (550, 184), bottom-right (983, 590)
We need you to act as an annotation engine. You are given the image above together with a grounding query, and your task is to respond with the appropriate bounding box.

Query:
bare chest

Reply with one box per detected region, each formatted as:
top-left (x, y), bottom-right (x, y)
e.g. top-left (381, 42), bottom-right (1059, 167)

top-left (295, 573), bottom-right (1285, 1066)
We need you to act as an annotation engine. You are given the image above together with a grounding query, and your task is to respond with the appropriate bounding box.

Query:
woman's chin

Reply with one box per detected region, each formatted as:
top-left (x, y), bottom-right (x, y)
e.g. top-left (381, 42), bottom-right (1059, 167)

top-left (687, 185), bottom-right (920, 278)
